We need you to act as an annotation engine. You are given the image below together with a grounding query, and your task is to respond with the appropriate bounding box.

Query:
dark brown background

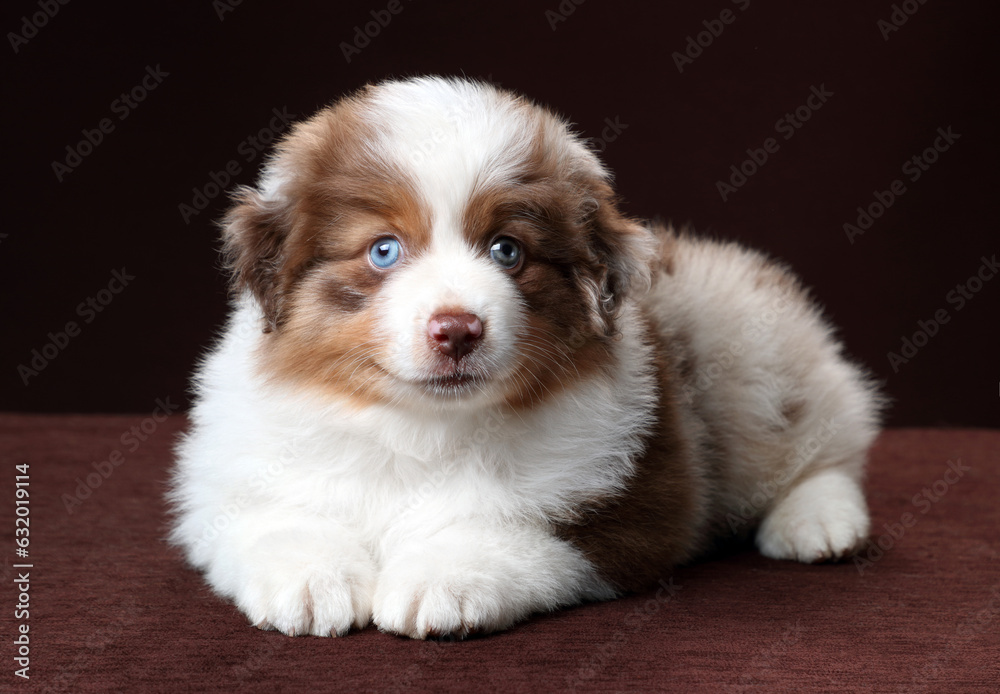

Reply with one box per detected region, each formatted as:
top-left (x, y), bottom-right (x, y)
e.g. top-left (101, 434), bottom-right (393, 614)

top-left (2, 0), bottom-right (997, 427)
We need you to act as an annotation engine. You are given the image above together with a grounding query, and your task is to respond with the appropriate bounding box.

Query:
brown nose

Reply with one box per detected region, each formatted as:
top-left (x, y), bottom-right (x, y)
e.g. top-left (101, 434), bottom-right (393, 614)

top-left (428, 312), bottom-right (483, 362)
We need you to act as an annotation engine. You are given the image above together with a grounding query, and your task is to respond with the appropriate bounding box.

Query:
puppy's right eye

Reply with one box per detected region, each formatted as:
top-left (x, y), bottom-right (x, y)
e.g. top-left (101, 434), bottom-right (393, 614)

top-left (489, 236), bottom-right (522, 270)
top-left (369, 238), bottom-right (401, 268)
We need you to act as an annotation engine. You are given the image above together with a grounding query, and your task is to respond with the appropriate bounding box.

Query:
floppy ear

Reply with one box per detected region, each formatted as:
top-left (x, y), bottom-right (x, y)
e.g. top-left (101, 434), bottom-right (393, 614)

top-left (221, 186), bottom-right (291, 333)
top-left (577, 187), bottom-right (657, 337)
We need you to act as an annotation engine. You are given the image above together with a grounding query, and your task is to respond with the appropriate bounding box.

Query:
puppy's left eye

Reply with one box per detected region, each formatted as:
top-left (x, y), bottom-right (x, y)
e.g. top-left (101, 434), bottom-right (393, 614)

top-left (489, 237), bottom-right (522, 270)
top-left (370, 237), bottom-right (401, 268)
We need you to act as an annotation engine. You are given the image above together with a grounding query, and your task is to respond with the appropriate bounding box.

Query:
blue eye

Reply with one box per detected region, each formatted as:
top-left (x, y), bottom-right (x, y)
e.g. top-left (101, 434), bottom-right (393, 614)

top-left (490, 237), bottom-right (521, 270)
top-left (370, 237), bottom-right (401, 268)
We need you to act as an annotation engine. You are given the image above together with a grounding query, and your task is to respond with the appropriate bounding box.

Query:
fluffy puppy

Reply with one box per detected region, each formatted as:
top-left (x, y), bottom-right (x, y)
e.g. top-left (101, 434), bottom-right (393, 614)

top-left (168, 76), bottom-right (881, 639)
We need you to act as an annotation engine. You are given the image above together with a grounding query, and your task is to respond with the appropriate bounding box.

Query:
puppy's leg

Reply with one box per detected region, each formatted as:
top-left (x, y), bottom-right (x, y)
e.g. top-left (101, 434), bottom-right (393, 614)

top-left (755, 466), bottom-right (870, 563)
top-left (202, 512), bottom-right (376, 636)
top-left (373, 523), bottom-right (614, 639)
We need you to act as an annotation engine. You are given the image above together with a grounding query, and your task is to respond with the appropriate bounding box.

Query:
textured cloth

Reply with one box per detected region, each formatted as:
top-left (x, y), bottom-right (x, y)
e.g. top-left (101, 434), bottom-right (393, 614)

top-left (1, 415), bottom-right (997, 693)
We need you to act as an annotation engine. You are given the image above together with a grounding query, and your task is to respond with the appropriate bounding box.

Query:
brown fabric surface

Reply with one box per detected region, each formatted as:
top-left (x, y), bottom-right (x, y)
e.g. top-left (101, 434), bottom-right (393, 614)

top-left (1, 415), bottom-right (997, 693)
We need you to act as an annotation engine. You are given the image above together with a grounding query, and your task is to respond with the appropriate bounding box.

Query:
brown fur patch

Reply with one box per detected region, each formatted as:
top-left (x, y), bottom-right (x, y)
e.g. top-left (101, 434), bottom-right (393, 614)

top-left (261, 286), bottom-right (390, 407)
top-left (224, 92), bottom-right (431, 333)
top-left (552, 316), bottom-right (705, 591)
top-left (669, 327), bottom-right (697, 384)
top-left (223, 89), bottom-right (432, 405)
top-left (462, 178), bottom-right (617, 409)
top-left (500, 318), bottom-right (612, 411)
top-left (653, 223), bottom-right (678, 276)
top-left (781, 399), bottom-right (806, 428)
top-left (458, 115), bottom-right (656, 409)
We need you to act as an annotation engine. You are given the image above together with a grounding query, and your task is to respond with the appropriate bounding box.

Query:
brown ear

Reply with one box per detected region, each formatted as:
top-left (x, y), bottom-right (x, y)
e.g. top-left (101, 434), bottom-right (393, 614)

top-left (576, 188), bottom-right (656, 337)
top-left (221, 186), bottom-right (290, 332)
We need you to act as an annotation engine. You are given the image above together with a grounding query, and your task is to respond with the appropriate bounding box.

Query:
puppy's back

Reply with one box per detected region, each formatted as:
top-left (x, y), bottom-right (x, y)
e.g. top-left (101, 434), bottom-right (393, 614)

top-left (642, 226), bottom-right (881, 524)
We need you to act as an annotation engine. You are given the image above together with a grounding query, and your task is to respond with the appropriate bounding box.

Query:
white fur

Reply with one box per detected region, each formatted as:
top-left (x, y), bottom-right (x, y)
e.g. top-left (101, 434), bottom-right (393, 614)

top-left (169, 77), bottom-right (880, 638)
top-left (171, 298), bottom-right (649, 637)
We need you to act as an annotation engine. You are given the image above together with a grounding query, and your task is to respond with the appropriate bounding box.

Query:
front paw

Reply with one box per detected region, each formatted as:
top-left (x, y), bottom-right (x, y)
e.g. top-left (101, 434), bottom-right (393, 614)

top-left (228, 537), bottom-right (376, 637)
top-left (371, 526), bottom-right (609, 639)
top-left (372, 564), bottom-right (520, 639)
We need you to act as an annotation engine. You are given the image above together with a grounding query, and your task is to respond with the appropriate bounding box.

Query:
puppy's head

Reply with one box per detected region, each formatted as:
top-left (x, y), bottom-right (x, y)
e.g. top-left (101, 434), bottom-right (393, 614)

top-left (224, 76), bottom-right (655, 409)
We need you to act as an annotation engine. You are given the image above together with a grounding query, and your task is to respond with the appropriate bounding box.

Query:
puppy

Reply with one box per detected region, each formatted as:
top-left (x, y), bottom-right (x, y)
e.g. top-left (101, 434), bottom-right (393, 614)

top-left (169, 76), bottom-right (881, 639)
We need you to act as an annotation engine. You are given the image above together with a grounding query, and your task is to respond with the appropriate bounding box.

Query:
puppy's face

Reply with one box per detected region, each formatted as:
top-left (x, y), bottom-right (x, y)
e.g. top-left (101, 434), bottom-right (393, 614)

top-left (224, 78), bottom-right (653, 410)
